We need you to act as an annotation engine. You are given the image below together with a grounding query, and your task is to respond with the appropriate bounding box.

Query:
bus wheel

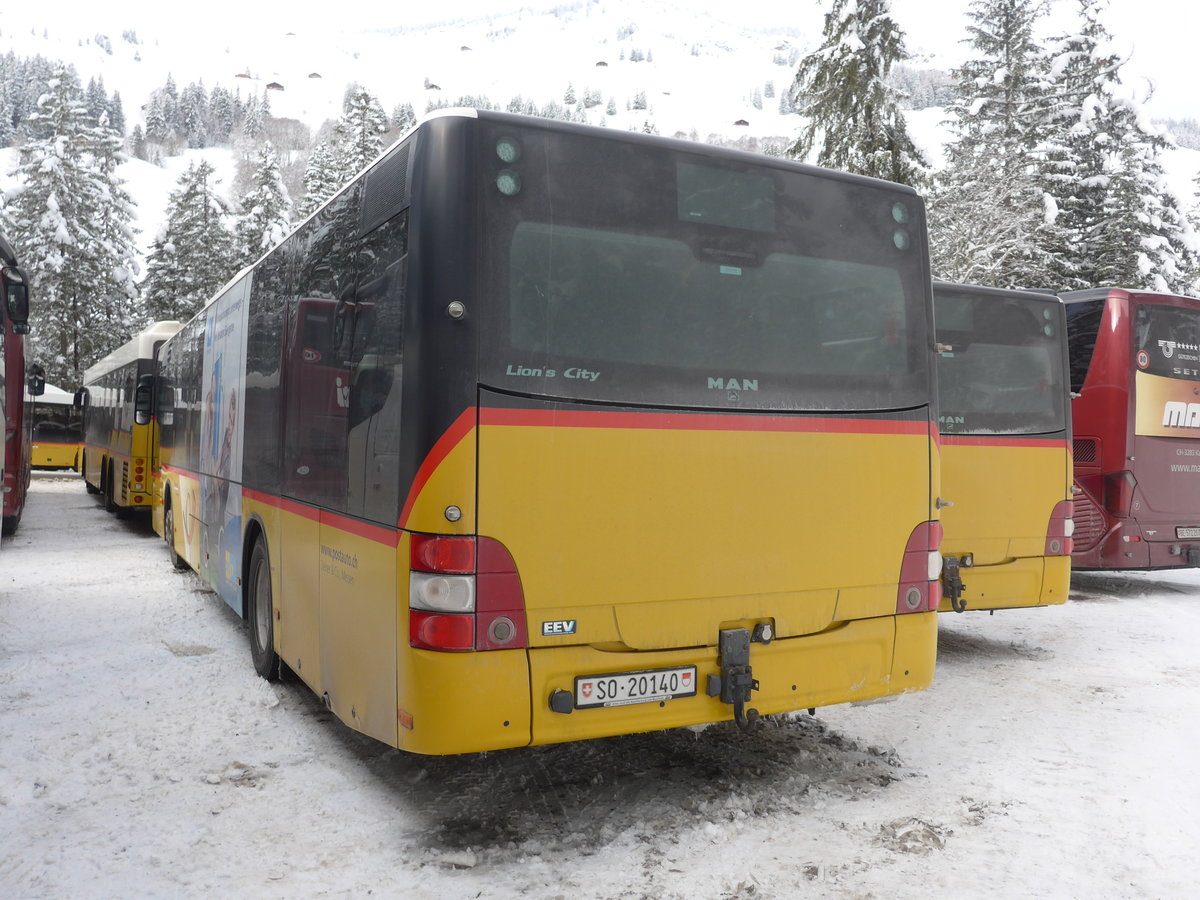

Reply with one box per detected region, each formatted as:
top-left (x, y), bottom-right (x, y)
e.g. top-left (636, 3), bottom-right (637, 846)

top-left (1, 514), bottom-right (18, 537)
top-left (103, 462), bottom-right (118, 514)
top-left (247, 538), bottom-right (280, 681)
top-left (164, 499), bottom-right (188, 571)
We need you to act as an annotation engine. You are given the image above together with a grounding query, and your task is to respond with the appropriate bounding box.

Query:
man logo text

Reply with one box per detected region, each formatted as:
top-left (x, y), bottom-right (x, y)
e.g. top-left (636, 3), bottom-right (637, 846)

top-left (1162, 401), bottom-right (1200, 428)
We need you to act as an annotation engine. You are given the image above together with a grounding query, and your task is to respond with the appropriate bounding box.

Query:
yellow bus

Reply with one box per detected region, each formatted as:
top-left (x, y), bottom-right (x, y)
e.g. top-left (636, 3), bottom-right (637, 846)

top-left (933, 282), bottom-right (1073, 612)
top-left (154, 110), bottom-right (942, 755)
top-left (31, 382), bottom-right (82, 470)
top-left (79, 321), bottom-right (181, 513)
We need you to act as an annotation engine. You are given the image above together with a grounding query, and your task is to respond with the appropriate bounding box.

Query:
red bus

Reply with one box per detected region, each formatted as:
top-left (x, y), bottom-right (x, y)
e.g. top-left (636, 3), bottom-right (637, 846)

top-left (1, 234), bottom-right (35, 537)
top-left (1064, 287), bottom-right (1200, 569)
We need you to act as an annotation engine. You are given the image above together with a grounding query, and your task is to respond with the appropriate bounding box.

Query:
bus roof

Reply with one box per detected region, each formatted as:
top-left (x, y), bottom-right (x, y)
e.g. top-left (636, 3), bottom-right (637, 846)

top-left (82, 320), bottom-right (183, 384)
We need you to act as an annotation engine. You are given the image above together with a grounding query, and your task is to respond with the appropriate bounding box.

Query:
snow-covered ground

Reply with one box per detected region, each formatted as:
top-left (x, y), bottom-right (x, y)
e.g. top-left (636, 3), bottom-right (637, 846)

top-left (2, 473), bottom-right (1198, 898)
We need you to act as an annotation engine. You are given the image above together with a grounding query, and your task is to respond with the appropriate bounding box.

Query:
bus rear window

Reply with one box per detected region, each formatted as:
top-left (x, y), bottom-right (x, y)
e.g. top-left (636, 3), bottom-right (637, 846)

top-left (935, 290), bottom-right (1067, 435)
top-left (509, 223), bottom-right (907, 380)
top-left (480, 125), bottom-right (931, 413)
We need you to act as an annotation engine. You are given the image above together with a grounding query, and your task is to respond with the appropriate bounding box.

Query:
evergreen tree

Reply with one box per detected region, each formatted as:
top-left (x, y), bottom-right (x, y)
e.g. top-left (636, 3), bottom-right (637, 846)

top-left (242, 93), bottom-right (263, 141)
top-left (1041, 0), bottom-right (1197, 291)
top-left (391, 101), bottom-right (416, 133)
top-left (107, 90), bottom-right (125, 135)
top-left (140, 160), bottom-right (238, 322)
top-left (333, 85), bottom-right (388, 181)
top-left (180, 80), bottom-right (208, 149)
top-left (234, 142), bottom-right (292, 267)
top-left (787, 0), bottom-right (927, 188)
top-left (930, 0), bottom-right (1062, 286)
top-left (1, 66), bottom-right (133, 384)
top-left (298, 140), bottom-right (342, 218)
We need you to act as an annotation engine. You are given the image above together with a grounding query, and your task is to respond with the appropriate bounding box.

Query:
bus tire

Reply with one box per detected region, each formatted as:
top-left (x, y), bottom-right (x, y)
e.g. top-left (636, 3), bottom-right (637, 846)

top-left (1, 514), bottom-right (18, 536)
top-left (247, 538), bottom-right (280, 681)
top-left (103, 461), bottom-right (118, 514)
top-left (164, 498), bottom-right (189, 571)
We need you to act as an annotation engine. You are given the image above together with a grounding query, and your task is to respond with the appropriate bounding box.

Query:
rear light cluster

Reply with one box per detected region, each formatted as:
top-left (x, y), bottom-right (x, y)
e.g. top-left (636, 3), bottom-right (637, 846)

top-left (409, 534), bottom-right (528, 652)
top-left (133, 459), bottom-right (146, 493)
top-left (1045, 500), bottom-right (1075, 556)
top-left (897, 521), bottom-right (943, 614)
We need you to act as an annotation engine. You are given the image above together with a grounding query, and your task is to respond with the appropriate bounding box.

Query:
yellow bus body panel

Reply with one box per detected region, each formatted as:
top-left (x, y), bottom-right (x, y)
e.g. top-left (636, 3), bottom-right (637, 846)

top-left (32, 441), bottom-right (80, 470)
top-left (477, 419), bottom-right (932, 632)
top-left (938, 440), bottom-right (1071, 611)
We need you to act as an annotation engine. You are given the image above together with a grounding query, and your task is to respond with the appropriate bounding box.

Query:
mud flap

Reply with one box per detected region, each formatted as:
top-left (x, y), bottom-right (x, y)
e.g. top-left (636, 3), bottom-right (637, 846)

top-left (705, 628), bottom-right (761, 732)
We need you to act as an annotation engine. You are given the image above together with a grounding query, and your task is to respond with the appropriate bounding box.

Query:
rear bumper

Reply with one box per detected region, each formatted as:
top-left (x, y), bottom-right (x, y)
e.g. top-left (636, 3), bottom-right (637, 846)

top-left (1072, 515), bottom-right (1200, 570)
top-left (938, 555), bottom-right (1070, 612)
top-left (397, 611), bottom-right (937, 755)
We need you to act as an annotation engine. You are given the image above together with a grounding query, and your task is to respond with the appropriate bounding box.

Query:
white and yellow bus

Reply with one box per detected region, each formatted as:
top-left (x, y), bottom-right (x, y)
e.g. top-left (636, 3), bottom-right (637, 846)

top-left (154, 111), bottom-right (942, 755)
top-left (31, 382), bottom-right (82, 471)
top-left (79, 321), bottom-right (181, 513)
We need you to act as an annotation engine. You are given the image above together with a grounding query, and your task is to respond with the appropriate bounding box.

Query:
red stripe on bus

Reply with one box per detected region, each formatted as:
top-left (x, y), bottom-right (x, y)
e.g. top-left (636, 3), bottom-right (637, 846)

top-left (940, 435), bottom-right (1070, 449)
top-left (242, 486), bottom-right (400, 545)
top-left (397, 407), bottom-right (478, 529)
top-left (478, 407), bottom-right (931, 435)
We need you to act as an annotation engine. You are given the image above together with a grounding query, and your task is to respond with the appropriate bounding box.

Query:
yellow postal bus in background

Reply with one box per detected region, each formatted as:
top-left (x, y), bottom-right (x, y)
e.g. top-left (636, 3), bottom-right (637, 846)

top-left (153, 111), bottom-right (943, 755)
top-left (79, 321), bottom-right (182, 514)
top-left (933, 282), bottom-right (1073, 612)
top-left (31, 382), bottom-right (82, 470)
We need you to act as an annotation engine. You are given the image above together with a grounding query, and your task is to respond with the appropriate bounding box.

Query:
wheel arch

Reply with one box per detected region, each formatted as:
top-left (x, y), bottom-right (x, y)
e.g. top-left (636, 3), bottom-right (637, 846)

top-left (240, 513), bottom-right (269, 621)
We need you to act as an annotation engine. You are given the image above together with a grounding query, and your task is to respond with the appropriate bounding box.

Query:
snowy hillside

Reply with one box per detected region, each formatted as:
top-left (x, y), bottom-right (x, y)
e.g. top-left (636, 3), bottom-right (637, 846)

top-left (0, 1), bottom-right (811, 141)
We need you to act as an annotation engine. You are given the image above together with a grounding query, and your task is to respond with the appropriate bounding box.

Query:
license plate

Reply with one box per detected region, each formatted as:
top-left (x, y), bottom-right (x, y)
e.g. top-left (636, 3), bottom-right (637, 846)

top-left (1177, 527), bottom-right (1200, 539)
top-left (574, 666), bottom-right (697, 710)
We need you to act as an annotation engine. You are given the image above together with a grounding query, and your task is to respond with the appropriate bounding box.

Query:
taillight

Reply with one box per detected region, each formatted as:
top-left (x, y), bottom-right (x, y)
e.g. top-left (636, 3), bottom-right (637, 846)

top-left (409, 534), bottom-right (528, 652)
top-left (897, 521), bottom-right (943, 614)
top-left (1046, 500), bottom-right (1075, 556)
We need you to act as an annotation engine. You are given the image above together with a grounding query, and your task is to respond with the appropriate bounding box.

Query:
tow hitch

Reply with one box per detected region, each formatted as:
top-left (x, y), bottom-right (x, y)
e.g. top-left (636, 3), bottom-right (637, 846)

top-left (942, 555), bottom-right (969, 613)
top-left (706, 627), bottom-right (765, 733)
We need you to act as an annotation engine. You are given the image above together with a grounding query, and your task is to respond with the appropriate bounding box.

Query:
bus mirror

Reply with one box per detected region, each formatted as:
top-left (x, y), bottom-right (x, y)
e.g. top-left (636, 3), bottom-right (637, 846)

top-left (28, 363), bottom-right (45, 397)
top-left (2, 265), bottom-right (31, 334)
top-left (134, 374), bottom-right (155, 426)
top-left (74, 387), bottom-right (89, 409)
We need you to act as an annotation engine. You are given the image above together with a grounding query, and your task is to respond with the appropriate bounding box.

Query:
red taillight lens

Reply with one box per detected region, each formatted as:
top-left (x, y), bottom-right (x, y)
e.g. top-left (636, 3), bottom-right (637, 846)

top-left (410, 610), bottom-right (475, 651)
top-left (410, 534), bottom-right (475, 574)
top-left (408, 535), bottom-right (528, 652)
top-left (1046, 500), bottom-right (1075, 556)
top-left (897, 521), bottom-right (943, 614)
top-left (475, 538), bottom-right (529, 651)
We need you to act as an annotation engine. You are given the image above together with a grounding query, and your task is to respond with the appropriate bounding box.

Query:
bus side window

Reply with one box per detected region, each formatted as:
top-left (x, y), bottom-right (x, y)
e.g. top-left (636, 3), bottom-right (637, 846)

top-left (346, 211), bottom-right (407, 523)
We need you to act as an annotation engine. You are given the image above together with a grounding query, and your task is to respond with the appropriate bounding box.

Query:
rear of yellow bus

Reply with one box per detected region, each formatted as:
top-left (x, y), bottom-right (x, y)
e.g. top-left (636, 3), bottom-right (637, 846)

top-left (393, 113), bottom-right (941, 754)
top-left (933, 283), bottom-right (1073, 612)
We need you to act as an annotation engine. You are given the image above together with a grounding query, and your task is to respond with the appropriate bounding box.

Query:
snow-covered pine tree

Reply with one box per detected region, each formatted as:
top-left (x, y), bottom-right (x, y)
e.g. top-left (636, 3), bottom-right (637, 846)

top-left (1, 66), bottom-right (132, 384)
top-left (930, 0), bottom-right (1063, 287)
top-left (786, 0), bottom-right (927, 188)
top-left (392, 101), bottom-right (416, 133)
top-left (234, 142), bottom-right (292, 268)
top-left (297, 140), bottom-right (342, 218)
top-left (333, 85), bottom-right (389, 182)
top-left (242, 94), bottom-right (263, 141)
top-left (1041, 0), bottom-right (1197, 292)
top-left (84, 110), bottom-right (140, 341)
top-left (140, 160), bottom-right (239, 323)
top-left (180, 80), bottom-right (208, 149)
